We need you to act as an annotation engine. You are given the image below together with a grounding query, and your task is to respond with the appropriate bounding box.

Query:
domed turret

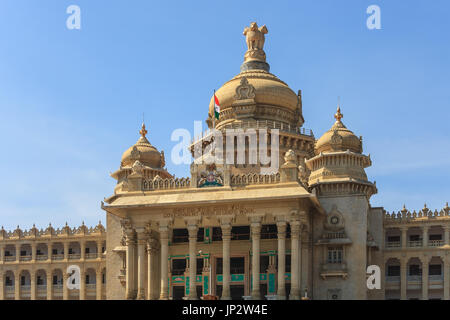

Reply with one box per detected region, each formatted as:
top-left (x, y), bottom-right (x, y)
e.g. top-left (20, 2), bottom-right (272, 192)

top-left (206, 22), bottom-right (304, 129)
top-left (305, 106), bottom-right (376, 198)
top-left (121, 123), bottom-right (165, 169)
top-left (315, 106), bottom-right (362, 154)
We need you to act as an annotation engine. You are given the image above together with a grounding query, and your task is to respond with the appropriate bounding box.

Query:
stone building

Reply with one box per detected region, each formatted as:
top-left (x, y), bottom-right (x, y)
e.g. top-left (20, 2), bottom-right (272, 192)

top-left (0, 22), bottom-right (448, 300)
top-left (0, 222), bottom-right (106, 300)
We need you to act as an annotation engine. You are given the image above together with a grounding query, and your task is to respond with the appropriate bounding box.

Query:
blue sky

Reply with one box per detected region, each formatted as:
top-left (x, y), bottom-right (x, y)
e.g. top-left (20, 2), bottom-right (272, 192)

top-left (0, 0), bottom-right (449, 230)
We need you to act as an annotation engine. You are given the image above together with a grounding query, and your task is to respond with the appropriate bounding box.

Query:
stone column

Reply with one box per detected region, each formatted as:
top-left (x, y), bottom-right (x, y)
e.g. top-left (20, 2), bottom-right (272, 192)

top-left (401, 227), bottom-right (408, 249)
top-left (445, 226), bottom-right (450, 246)
top-left (187, 222), bottom-right (199, 300)
top-left (30, 270), bottom-right (36, 300)
top-left (79, 270), bottom-right (86, 300)
top-left (14, 270), bottom-right (20, 300)
top-left (46, 271), bottom-right (52, 300)
top-left (47, 242), bottom-right (53, 262)
top-left (15, 244), bottom-right (20, 262)
top-left (400, 258), bottom-right (407, 300)
top-left (290, 220), bottom-right (301, 300)
top-left (0, 271), bottom-right (4, 300)
top-left (31, 243), bottom-right (37, 262)
top-left (63, 272), bottom-right (69, 300)
top-left (422, 256), bottom-right (429, 300)
top-left (147, 237), bottom-right (159, 300)
top-left (96, 269), bottom-right (102, 300)
top-left (136, 227), bottom-right (148, 300)
top-left (0, 245), bottom-right (4, 262)
top-left (125, 229), bottom-right (136, 300)
top-left (444, 255), bottom-right (449, 300)
top-left (64, 242), bottom-right (69, 261)
top-left (97, 240), bottom-right (103, 258)
top-left (80, 241), bottom-right (86, 261)
top-left (159, 224), bottom-right (170, 300)
top-left (276, 219), bottom-right (287, 300)
top-left (250, 217), bottom-right (262, 300)
top-left (220, 218), bottom-right (232, 300)
top-left (423, 226), bottom-right (429, 248)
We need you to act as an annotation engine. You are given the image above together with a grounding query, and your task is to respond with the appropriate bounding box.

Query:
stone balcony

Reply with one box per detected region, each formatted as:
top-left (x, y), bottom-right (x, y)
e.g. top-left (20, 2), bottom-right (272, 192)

top-left (319, 263), bottom-right (348, 280)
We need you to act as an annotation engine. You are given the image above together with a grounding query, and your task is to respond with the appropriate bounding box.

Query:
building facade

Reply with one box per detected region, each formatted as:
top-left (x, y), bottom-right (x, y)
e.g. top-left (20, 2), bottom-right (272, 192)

top-left (0, 222), bottom-right (106, 300)
top-left (0, 22), bottom-right (448, 300)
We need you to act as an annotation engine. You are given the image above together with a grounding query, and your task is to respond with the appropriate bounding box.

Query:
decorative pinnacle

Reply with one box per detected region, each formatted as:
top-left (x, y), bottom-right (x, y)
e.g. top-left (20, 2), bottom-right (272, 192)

top-left (334, 106), bottom-right (343, 122)
top-left (140, 123), bottom-right (148, 138)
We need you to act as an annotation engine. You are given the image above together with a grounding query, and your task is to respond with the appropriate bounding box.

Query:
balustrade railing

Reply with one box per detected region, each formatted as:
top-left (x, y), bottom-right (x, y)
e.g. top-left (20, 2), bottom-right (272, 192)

top-left (86, 253), bottom-right (98, 259)
top-left (429, 240), bottom-right (443, 247)
top-left (52, 254), bottom-right (64, 260)
top-left (408, 240), bottom-right (422, 247)
top-left (36, 255), bottom-right (48, 261)
top-left (386, 241), bottom-right (401, 248)
top-left (69, 253), bottom-right (81, 260)
top-left (4, 256), bottom-right (16, 262)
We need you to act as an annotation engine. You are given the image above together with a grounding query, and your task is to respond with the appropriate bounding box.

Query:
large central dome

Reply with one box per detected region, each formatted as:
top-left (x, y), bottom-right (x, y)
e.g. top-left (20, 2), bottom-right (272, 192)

top-left (206, 22), bottom-right (304, 130)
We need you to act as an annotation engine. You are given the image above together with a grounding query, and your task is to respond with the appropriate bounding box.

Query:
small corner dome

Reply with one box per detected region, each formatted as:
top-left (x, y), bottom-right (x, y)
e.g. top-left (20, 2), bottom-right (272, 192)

top-left (315, 107), bottom-right (362, 154)
top-left (121, 123), bottom-right (164, 168)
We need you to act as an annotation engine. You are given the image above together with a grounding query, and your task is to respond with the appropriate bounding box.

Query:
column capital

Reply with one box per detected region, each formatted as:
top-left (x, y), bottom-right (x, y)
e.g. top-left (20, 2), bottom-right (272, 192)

top-left (421, 255), bottom-right (431, 264)
top-left (399, 226), bottom-right (409, 231)
top-left (422, 225), bottom-right (430, 231)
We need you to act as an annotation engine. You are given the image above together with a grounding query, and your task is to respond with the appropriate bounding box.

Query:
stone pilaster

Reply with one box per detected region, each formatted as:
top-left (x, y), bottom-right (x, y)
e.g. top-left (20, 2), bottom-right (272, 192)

top-left (80, 270), bottom-right (86, 300)
top-left (147, 237), bottom-right (159, 300)
top-left (0, 271), bottom-right (3, 300)
top-left (64, 242), bottom-right (69, 261)
top-left (135, 227), bottom-right (148, 300)
top-left (276, 218), bottom-right (287, 300)
top-left (30, 270), bottom-right (36, 300)
top-left (125, 229), bottom-right (136, 300)
top-left (187, 221), bottom-right (199, 300)
top-left (220, 217), bottom-right (233, 300)
top-left (14, 270), bottom-right (20, 300)
top-left (422, 226), bottom-right (429, 248)
top-left (46, 272), bottom-right (52, 300)
top-left (250, 216), bottom-right (262, 300)
top-left (290, 219), bottom-right (301, 300)
top-left (47, 242), bottom-right (53, 262)
top-left (80, 241), bottom-right (86, 261)
top-left (444, 255), bottom-right (449, 300)
top-left (400, 257), bottom-right (407, 300)
top-left (159, 223), bottom-right (170, 300)
top-left (96, 268), bottom-right (102, 300)
top-left (63, 272), bottom-right (69, 300)
top-left (422, 255), bottom-right (429, 300)
top-left (401, 227), bottom-right (408, 249)
top-left (445, 226), bottom-right (450, 246)
top-left (31, 243), bottom-right (37, 262)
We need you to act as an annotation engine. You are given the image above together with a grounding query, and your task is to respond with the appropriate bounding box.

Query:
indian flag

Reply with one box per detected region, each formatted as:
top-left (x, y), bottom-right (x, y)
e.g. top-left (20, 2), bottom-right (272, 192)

top-left (214, 93), bottom-right (220, 120)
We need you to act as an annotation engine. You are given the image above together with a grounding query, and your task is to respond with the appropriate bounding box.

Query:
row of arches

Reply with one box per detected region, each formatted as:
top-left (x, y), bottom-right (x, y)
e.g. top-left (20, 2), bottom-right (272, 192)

top-left (1, 267), bottom-right (106, 300)
top-left (2, 240), bottom-right (106, 261)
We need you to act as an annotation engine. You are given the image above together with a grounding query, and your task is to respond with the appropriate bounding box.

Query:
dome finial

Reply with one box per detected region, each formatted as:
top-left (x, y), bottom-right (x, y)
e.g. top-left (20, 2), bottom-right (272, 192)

top-left (140, 122), bottom-right (148, 138)
top-left (334, 99), bottom-right (343, 122)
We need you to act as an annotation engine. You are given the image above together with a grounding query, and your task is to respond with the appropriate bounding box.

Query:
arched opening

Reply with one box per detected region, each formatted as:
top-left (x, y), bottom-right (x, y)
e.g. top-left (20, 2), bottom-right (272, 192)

top-left (428, 256), bottom-right (444, 300)
top-left (51, 269), bottom-right (64, 300)
top-left (19, 270), bottom-right (31, 300)
top-left (85, 268), bottom-right (97, 300)
top-left (36, 243), bottom-right (48, 261)
top-left (407, 257), bottom-right (422, 299)
top-left (4, 270), bottom-right (15, 300)
top-left (68, 242), bottom-right (81, 260)
top-left (35, 269), bottom-right (47, 300)
top-left (52, 243), bottom-right (64, 260)
top-left (385, 258), bottom-right (401, 300)
top-left (85, 241), bottom-right (98, 259)
top-left (4, 245), bottom-right (16, 262)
